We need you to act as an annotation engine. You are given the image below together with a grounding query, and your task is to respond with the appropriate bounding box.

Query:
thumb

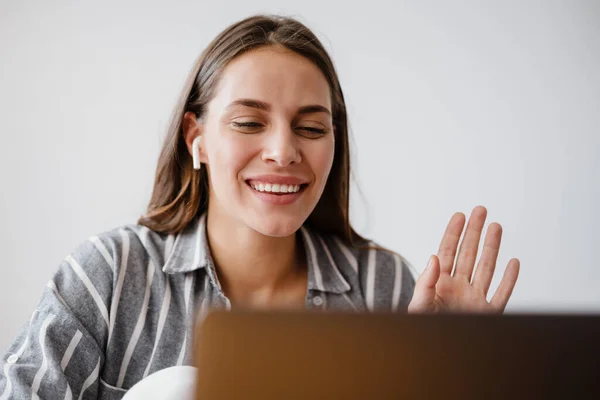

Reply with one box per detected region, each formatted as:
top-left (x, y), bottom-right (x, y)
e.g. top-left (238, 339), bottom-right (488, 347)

top-left (408, 255), bottom-right (441, 313)
top-left (420, 255), bottom-right (441, 289)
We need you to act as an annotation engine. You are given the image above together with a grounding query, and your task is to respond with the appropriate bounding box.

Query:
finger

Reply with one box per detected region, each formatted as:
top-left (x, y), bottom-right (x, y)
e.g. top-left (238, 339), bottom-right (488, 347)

top-left (454, 206), bottom-right (487, 281)
top-left (437, 213), bottom-right (466, 275)
top-left (408, 256), bottom-right (441, 313)
top-left (420, 255), bottom-right (441, 290)
top-left (490, 258), bottom-right (520, 312)
top-left (472, 222), bottom-right (502, 296)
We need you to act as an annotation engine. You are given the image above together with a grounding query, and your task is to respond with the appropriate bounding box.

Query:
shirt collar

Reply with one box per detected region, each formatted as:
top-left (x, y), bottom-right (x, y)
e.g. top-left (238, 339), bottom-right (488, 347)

top-left (162, 213), bottom-right (210, 274)
top-left (162, 214), bottom-right (352, 294)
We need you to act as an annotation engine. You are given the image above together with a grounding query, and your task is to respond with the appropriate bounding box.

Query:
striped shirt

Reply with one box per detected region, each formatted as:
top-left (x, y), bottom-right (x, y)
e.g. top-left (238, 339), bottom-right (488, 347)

top-left (0, 214), bottom-right (416, 399)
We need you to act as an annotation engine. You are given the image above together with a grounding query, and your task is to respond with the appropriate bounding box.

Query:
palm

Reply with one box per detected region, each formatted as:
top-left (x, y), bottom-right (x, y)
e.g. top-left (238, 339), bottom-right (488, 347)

top-left (408, 206), bottom-right (520, 314)
top-left (426, 274), bottom-right (494, 313)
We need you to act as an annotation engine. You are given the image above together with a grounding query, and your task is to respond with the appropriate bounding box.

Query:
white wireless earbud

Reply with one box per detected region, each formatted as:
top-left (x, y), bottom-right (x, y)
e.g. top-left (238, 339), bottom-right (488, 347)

top-left (192, 136), bottom-right (202, 170)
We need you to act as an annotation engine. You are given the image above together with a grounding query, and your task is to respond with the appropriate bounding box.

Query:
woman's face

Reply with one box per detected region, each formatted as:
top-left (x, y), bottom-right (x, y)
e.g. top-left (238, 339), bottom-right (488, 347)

top-left (188, 46), bottom-right (335, 237)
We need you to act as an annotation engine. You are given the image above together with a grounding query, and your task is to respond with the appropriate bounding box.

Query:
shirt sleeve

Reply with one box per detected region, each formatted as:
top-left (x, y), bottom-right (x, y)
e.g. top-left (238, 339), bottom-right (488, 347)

top-left (0, 238), bottom-right (115, 399)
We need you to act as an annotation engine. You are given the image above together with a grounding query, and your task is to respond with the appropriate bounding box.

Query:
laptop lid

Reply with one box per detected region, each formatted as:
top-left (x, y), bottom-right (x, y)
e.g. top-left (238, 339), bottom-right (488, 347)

top-left (194, 311), bottom-right (600, 399)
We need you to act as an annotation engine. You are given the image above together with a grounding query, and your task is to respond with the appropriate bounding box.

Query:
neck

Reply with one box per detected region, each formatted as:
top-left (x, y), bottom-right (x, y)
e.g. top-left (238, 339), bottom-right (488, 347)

top-left (206, 210), bottom-right (307, 309)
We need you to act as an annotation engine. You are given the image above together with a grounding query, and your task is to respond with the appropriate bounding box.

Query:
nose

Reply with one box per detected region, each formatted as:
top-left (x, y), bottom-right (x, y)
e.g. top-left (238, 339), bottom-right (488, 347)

top-left (261, 126), bottom-right (301, 167)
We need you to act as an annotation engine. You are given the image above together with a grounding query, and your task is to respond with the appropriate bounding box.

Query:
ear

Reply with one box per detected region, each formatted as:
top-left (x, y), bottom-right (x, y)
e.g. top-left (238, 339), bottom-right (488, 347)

top-left (182, 111), bottom-right (208, 164)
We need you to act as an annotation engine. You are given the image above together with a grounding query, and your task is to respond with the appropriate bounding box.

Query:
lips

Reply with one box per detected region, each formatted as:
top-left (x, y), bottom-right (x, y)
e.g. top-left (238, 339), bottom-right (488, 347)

top-left (247, 180), bottom-right (309, 193)
top-left (245, 175), bottom-right (309, 186)
top-left (244, 175), bottom-right (309, 205)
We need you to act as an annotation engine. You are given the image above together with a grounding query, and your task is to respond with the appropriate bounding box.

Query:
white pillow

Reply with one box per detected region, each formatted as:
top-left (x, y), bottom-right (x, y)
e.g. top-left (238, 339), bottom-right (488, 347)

top-left (122, 366), bottom-right (197, 400)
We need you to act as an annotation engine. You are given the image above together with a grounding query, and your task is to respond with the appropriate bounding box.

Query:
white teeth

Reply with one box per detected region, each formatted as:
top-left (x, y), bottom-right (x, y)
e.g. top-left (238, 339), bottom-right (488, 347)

top-left (250, 182), bottom-right (302, 193)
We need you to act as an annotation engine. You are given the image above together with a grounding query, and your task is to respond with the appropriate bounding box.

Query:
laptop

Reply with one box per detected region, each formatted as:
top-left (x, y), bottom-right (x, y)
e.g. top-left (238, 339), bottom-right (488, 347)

top-left (193, 310), bottom-right (600, 399)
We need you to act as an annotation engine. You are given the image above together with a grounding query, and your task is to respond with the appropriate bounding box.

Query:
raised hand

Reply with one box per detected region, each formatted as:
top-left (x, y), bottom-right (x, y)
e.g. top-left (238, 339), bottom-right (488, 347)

top-left (407, 206), bottom-right (520, 314)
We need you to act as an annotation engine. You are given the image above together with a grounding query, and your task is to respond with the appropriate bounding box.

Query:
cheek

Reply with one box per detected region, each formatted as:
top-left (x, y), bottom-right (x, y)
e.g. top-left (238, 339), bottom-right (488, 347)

top-left (206, 134), bottom-right (255, 187)
top-left (305, 138), bottom-right (335, 185)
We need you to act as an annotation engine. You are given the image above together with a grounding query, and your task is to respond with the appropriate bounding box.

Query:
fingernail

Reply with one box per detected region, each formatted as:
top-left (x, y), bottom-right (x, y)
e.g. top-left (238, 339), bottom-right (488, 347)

top-left (427, 256), bottom-right (434, 270)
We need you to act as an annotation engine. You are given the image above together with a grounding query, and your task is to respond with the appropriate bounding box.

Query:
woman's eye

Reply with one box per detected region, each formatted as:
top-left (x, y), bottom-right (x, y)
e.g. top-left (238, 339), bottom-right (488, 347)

top-left (297, 127), bottom-right (327, 137)
top-left (231, 122), bottom-right (328, 137)
top-left (231, 121), bottom-right (263, 131)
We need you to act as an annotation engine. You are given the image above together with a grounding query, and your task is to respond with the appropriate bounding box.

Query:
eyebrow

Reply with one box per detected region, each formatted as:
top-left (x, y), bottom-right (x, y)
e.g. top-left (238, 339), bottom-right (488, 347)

top-left (226, 98), bottom-right (331, 116)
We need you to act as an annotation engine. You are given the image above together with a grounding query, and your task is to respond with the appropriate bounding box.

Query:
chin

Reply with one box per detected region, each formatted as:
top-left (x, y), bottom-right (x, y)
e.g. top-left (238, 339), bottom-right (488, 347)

top-left (245, 212), bottom-right (307, 238)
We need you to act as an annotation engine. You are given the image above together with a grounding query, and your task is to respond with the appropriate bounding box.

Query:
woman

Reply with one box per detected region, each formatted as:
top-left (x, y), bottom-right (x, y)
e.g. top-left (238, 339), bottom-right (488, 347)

top-left (0, 14), bottom-right (519, 399)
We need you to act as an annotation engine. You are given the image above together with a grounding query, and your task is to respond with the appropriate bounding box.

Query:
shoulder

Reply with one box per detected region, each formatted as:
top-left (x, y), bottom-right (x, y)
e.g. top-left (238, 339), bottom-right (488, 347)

top-left (361, 242), bottom-right (417, 282)
top-left (48, 222), bottom-right (171, 333)
top-left (357, 241), bottom-right (418, 311)
top-left (67, 222), bottom-right (171, 277)
top-left (321, 234), bottom-right (417, 281)
top-left (320, 234), bottom-right (417, 311)
top-left (50, 222), bottom-right (172, 309)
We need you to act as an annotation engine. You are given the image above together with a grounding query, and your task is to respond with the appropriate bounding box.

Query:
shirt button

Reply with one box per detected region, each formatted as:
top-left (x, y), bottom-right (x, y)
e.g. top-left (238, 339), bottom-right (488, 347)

top-left (312, 295), bottom-right (324, 307)
top-left (7, 354), bottom-right (18, 364)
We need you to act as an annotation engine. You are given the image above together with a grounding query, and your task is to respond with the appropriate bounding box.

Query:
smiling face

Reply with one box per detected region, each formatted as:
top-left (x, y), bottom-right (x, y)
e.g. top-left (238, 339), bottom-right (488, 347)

top-left (186, 46), bottom-right (335, 237)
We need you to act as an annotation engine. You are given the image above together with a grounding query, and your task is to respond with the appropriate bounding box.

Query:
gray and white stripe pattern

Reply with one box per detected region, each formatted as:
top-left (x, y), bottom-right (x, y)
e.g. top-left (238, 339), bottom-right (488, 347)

top-left (0, 214), bottom-right (415, 399)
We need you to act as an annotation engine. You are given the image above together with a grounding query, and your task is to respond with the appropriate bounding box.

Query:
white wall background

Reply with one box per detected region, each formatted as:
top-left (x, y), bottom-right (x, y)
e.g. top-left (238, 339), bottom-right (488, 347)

top-left (1, 0), bottom-right (598, 349)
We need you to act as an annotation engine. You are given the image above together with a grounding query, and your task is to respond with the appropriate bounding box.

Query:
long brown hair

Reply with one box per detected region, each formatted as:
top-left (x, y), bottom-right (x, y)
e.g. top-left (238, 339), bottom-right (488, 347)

top-left (138, 14), bottom-right (366, 245)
